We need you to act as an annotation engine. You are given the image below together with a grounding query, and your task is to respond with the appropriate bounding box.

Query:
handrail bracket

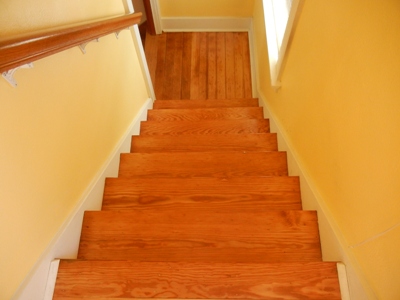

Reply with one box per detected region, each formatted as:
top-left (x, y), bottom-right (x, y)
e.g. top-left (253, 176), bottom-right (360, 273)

top-left (2, 63), bottom-right (34, 87)
top-left (79, 39), bottom-right (100, 54)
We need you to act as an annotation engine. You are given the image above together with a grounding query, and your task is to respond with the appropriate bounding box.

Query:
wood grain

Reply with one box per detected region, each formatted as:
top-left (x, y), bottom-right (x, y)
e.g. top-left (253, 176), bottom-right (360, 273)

top-left (181, 33), bottom-right (192, 99)
top-left (130, 133), bottom-right (278, 152)
top-left (78, 210), bottom-right (321, 262)
top-left (118, 151), bottom-right (288, 178)
top-left (140, 119), bottom-right (270, 135)
top-left (234, 32), bottom-right (244, 98)
top-left (151, 32), bottom-right (252, 100)
top-left (154, 33), bottom-right (167, 99)
top-left (144, 31), bottom-right (157, 86)
top-left (0, 13), bottom-right (142, 73)
top-left (153, 99), bottom-right (259, 109)
top-left (207, 32), bottom-right (217, 99)
top-left (54, 261), bottom-right (340, 299)
top-left (225, 32), bottom-right (235, 99)
top-left (198, 33), bottom-right (208, 99)
top-left (147, 107), bottom-right (264, 121)
top-left (241, 32), bottom-right (253, 98)
top-left (216, 32), bottom-right (226, 99)
top-left (102, 176), bottom-right (302, 211)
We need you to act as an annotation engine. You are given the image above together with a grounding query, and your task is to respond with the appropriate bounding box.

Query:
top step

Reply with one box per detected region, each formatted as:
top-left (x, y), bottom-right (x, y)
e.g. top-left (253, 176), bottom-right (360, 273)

top-left (153, 99), bottom-right (259, 109)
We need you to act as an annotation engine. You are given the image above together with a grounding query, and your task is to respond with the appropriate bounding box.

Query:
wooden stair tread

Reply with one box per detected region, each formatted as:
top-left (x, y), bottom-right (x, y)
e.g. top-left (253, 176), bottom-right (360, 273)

top-left (118, 151), bottom-right (288, 178)
top-left (140, 119), bottom-right (270, 135)
top-left (54, 261), bottom-right (341, 299)
top-left (147, 107), bottom-right (264, 121)
top-left (102, 176), bottom-right (302, 211)
top-left (131, 133), bottom-right (278, 152)
top-left (153, 98), bottom-right (259, 109)
top-left (78, 210), bottom-right (322, 262)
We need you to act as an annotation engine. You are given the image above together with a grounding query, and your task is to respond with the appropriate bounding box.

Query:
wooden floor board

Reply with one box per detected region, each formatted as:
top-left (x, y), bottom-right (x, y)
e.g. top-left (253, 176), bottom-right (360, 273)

top-left (234, 32), bottom-right (244, 98)
top-left (144, 31), bottom-right (157, 86)
top-left (181, 32), bottom-right (192, 99)
top-left (190, 32), bottom-right (200, 99)
top-left (242, 32), bottom-right (253, 98)
top-left (154, 34), bottom-right (167, 99)
top-left (152, 32), bottom-right (252, 100)
top-left (225, 32), bottom-right (235, 99)
top-left (207, 32), bottom-right (217, 99)
top-left (216, 32), bottom-right (226, 99)
top-left (163, 33), bottom-right (178, 99)
top-left (198, 32), bottom-right (208, 99)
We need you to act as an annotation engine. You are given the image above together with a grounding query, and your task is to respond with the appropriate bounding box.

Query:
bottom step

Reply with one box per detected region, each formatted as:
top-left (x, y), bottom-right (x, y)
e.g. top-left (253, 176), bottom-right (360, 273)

top-left (54, 261), bottom-right (341, 299)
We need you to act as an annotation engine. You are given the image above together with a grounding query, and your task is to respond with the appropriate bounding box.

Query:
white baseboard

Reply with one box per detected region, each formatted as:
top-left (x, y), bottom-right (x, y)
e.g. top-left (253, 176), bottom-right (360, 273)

top-left (161, 17), bottom-right (252, 32)
top-left (12, 98), bottom-right (153, 300)
top-left (257, 92), bottom-right (372, 300)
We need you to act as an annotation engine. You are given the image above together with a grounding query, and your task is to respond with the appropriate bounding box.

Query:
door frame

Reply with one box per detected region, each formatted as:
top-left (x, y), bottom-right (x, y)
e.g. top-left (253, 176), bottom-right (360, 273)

top-left (144, 0), bottom-right (162, 34)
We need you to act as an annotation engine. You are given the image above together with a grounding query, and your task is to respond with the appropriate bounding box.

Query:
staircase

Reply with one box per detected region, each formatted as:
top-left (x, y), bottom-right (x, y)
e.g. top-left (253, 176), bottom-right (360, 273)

top-left (53, 98), bottom-right (342, 299)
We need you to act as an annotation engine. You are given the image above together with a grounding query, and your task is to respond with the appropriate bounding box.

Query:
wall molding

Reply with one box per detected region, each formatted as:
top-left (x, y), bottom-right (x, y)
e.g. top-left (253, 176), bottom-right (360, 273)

top-left (161, 17), bottom-right (252, 32)
top-left (13, 98), bottom-right (153, 300)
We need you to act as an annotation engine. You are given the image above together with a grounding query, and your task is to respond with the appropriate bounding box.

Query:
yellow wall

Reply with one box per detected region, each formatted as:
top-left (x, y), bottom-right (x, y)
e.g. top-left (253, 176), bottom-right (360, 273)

top-left (253, 0), bottom-right (400, 299)
top-left (158, 0), bottom-right (255, 17)
top-left (0, 1), bottom-right (149, 299)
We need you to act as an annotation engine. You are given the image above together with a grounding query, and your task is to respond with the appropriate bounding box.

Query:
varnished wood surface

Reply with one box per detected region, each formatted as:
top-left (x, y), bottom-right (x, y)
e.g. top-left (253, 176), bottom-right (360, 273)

top-left (0, 13), bottom-right (142, 73)
top-left (130, 134), bottom-right (278, 152)
top-left (54, 261), bottom-right (341, 299)
top-left (140, 119), bottom-right (270, 135)
top-left (78, 210), bottom-right (321, 262)
top-left (153, 99), bottom-right (259, 109)
top-left (53, 32), bottom-right (341, 298)
top-left (144, 29), bottom-right (158, 84)
top-left (147, 107), bottom-right (264, 121)
top-left (102, 176), bottom-right (301, 211)
top-left (118, 151), bottom-right (288, 178)
top-left (149, 32), bottom-right (252, 100)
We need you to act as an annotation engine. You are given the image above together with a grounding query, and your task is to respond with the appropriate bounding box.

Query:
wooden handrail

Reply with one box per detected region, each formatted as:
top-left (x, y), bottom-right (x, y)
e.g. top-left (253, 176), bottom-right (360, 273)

top-left (0, 12), bottom-right (142, 74)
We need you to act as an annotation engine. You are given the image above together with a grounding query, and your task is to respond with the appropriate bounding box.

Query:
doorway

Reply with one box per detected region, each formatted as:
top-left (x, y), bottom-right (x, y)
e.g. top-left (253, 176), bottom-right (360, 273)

top-left (132, 0), bottom-right (156, 44)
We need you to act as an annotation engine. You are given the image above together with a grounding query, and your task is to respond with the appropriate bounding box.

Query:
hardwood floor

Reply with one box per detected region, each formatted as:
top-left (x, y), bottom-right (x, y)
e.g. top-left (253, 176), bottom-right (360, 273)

top-left (145, 32), bottom-right (252, 100)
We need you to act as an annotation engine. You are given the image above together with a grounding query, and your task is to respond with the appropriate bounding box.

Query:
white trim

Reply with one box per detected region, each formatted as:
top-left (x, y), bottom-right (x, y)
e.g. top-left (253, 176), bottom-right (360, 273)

top-left (161, 17), bottom-right (252, 32)
top-left (43, 260), bottom-right (60, 300)
top-left (337, 263), bottom-right (351, 300)
top-left (130, 25), bottom-right (156, 100)
top-left (150, 0), bottom-right (162, 34)
top-left (12, 98), bottom-right (153, 300)
top-left (247, 21), bottom-right (258, 102)
top-left (125, 0), bottom-right (156, 100)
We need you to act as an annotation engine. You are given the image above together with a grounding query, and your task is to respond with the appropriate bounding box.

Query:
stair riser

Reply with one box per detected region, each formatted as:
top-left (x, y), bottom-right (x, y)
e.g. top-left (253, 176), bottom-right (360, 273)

top-left (140, 119), bottom-right (270, 135)
top-left (147, 107), bottom-right (264, 121)
top-left (153, 99), bottom-right (259, 109)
